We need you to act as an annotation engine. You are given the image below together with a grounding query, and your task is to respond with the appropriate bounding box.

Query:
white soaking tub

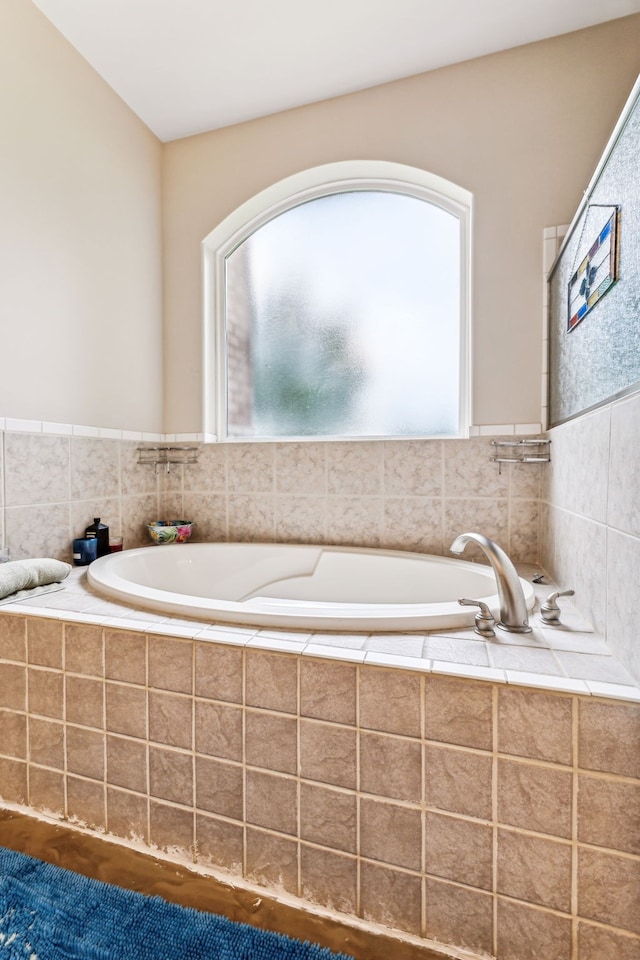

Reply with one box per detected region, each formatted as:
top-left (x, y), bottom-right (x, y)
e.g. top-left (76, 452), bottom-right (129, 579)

top-left (87, 542), bottom-right (535, 632)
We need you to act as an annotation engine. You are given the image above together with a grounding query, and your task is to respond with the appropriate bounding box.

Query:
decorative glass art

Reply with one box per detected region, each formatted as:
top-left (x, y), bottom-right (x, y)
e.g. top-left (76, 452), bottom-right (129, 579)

top-left (548, 74), bottom-right (640, 427)
top-left (567, 205), bottom-right (619, 332)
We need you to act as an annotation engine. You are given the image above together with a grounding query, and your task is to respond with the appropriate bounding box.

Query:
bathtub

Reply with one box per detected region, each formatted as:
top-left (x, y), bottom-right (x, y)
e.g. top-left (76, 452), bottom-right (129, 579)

top-left (87, 542), bottom-right (535, 632)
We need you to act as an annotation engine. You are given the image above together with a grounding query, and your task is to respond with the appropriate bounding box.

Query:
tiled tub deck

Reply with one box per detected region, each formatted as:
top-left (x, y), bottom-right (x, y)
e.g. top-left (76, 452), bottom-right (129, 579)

top-left (0, 567), bottom-right (639, 960)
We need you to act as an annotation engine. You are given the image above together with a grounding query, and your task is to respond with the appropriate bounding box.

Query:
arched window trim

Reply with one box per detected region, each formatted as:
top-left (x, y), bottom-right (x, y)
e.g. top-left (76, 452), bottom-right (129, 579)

top-left (202, 160), bottom-right (472, 441)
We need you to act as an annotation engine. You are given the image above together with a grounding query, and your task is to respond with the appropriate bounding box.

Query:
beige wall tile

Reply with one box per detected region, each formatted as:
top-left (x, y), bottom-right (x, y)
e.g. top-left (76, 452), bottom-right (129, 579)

top-left (195, 756), bottom-right (243, 821)
top-left (227, 444), bottom-right (275, 494)
top-left (300, 782), bottom-right (357, 854)
top-left (121, 494), bottom-right (160, 550)
top-left (497, 829), bottom-right (572, 912)
top-left (361, 861), bottom-right (422, 937)
top-left (360, 797), bottom-right (422, 871)
top-left (106, 734), bottom-right (147, 793)
top-left (64, 623), bottom-right (103, 676)
top-left (425, 878), bottom-right (493, 956)
top-left (149, 800), bottom-right (194, 857)
top-left (498, 687), bottom-right (573, 764)
top-left (425, 812), bottom-right (492, 890)
top-left (275, 496), bottom-right (327, 543)
top-left (0, 757), bottom-right (27, 803)
top-left (105, 683), bottom-right (147, 738)
top-left (227, 494), bottom-right (275, 542)
top-left (578, 775), bottom-right (640, 855)
top-left (275, 443), bottom-right (326, 495)
top-left (246, 711), bottom-right (297, 775)
top-left (579, 848), bottom-right (640, 935)
top-left (148, 636), bottom-right (192, 694)
top-left (246, 769), bottom-right (297, 835)
top-left (149, 691), bottom-right (193, 750)
top-left (105, 630), bottom-right (146, 684)
top-left (29, 766), bottom-right (64, 816)
top-left (180, 493), bottom-right (227, 542)
top-left (106, 787), bottom-right (148, 843)
top-left (66, 776), bottom-right (105, 830)
top-left (66, 675), bottom-right (104, 729)
top-left (70, 438), bottom-right (120, 501)
top-left (579, 699), bottom-right (640, 779)
top-left (245, 828), bottom-right (298, 895)
top-left (245, 649), bottom-right (297, 714)
top-left (0, 710), bottom-right (26, 758)
top-left (300, 846), bottom-right (357, 915)
top-left (300, 658), bottom-right (356, 725)
top-left (444, 498), bottom-right (509, 560)
top-left (182, 445), bottom-right (227, 494)
top-left (498, 758), bottom-right (572, 838)
top-left (0, 663), bottom-right (25, 710)
top-left (606, 530), bottom-right (640, 683)
top-left (578, 922), bottom-right (640, 960)
top-left (121, 445), bottom-right (160, 498)
top-left (0, 615), bottom-right (26, 662)
top-left (196, 814), bottom-right (244, 873)
top-left (382, 497), bottom-right (444, 554)
top-left (497, 899), bottom-right (572, 960)
top-left (194, 700), bottom-right (241, 760)
top-left (6, 503), bottom-right (71, 563)
top-left (300, 720), bottom-right (356, 790)
top-left (383, 440), bottom-right (443, 496)
top-left (509, 499), bottom-right (540, 563)
top-left (444, 438), bottom-right (509, 500)
top-left (29, 717), bottom-right (64, 769)
top-left (360, 731), bottom-right (421, 801)
top-left (425, 744), bottom-right (492, 820)
top-left (66, 726), bottom-right (105, 780)
top-left (325, 497), bottom-right (382, 547)
top-left (28, 668), bottom-right (63, 719)
top-left (545, 409), bottom-right (610, 523)
top-left (359, 667), bottom-right (421, 737)
top-left (149, 746), bottom-right (193, 806)
top-left (4, 434), bottom-right (70, 507)
top-left (424, 675), bottom-right (493, 750)
top-left (194, 642), bottom-right (242, 703)
top-left (27, 618), bottom-right (63, 669)
top-left (509, 461), bottom-right (542, 500)
top-left (327, 442), bottom-right (383, 496)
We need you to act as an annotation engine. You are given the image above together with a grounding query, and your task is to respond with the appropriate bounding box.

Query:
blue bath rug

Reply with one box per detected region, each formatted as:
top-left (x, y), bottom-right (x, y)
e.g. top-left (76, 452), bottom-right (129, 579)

top-left (0, 847), bottom-right (353, 960)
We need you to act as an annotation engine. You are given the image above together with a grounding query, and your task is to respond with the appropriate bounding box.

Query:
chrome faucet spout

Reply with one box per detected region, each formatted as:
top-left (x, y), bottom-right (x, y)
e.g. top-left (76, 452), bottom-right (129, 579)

top-left (450, 532), bottom-right (531, 633)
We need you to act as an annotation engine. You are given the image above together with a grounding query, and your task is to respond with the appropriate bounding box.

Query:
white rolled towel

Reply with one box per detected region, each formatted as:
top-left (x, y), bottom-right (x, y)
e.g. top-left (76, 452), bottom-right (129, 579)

top-left (0, 558), bottom-right (71, 601)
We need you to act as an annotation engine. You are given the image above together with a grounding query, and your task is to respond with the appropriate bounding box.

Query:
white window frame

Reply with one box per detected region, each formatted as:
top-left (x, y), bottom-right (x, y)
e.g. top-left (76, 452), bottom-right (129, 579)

top-left (202, 160), bottom-right (472, 441)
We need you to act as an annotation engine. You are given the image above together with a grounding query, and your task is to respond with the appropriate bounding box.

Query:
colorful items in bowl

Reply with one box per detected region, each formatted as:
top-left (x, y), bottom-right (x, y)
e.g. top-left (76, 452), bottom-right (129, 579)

top-left (147, 521), bottom-right (195, 544)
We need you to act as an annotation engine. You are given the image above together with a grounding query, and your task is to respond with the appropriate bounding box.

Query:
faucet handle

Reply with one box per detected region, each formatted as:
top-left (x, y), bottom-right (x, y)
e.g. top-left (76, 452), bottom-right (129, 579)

top-left (458, 598), bottom-right (496, 638)
top-left (540, 589), bottom-right (575, 624)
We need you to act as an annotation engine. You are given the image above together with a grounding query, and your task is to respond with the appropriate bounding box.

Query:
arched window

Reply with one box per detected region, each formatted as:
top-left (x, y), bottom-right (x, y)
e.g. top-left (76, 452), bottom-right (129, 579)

top-left (203, 161), bottom-right (471, 440)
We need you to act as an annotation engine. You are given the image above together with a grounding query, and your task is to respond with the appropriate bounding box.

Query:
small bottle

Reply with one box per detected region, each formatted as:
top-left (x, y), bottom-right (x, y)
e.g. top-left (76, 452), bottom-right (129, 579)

top-left (85, 518), bottom-right (109, 558)
top-left (72, 534), bottom-right (98, 566)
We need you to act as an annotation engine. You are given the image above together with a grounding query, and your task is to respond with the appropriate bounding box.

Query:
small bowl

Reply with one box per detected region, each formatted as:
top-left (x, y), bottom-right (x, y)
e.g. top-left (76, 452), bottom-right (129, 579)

top-left (147, 520), bottom-right (195, 544)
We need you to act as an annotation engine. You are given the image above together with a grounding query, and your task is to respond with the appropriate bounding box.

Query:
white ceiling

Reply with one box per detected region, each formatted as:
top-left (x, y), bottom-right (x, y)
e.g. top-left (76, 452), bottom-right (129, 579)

top-left (32, 0), bottom-right (640, 142)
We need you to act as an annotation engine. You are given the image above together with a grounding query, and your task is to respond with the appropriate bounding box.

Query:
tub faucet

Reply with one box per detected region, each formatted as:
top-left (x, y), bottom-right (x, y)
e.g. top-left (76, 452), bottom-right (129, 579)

top-left (449, 532), bottom-right (532, 633)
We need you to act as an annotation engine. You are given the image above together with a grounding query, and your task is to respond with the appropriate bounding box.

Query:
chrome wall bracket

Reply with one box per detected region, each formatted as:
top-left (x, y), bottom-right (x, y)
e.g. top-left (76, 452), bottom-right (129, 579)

top-left (490, 439), bottom-right (551, 474)
top-left (137, 445), bottom-right (199, 474)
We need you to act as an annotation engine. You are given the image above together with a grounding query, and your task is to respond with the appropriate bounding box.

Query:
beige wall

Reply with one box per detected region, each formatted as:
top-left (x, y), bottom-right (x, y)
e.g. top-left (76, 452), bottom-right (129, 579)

top-left (162, 15), bottom-right (640, 433)
top-left (0, 0), bottom-right (163, 432)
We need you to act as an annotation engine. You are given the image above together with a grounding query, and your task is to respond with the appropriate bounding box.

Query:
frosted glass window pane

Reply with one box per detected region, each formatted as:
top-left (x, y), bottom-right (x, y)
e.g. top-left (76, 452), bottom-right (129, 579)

top-left (225, 191), bottom-right (460, 438)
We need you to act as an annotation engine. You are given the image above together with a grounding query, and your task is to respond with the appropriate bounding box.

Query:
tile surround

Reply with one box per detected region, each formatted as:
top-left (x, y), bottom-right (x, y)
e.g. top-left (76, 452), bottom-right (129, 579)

top-left (1, 425), bottom-right (542, 565)
top-left (2, 605), bottom-right (639, 959)
top-left (541, 388), bottom-right (640, 684)
top-left (1, 413), bottom-right (639, 957)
